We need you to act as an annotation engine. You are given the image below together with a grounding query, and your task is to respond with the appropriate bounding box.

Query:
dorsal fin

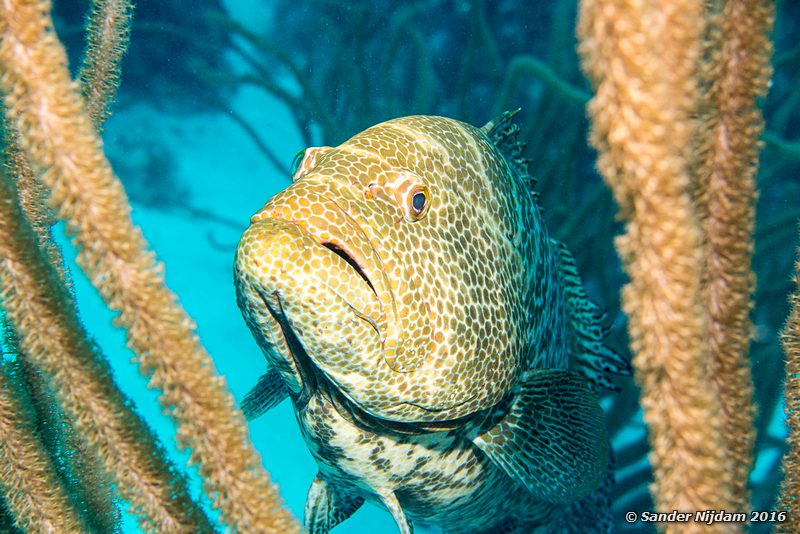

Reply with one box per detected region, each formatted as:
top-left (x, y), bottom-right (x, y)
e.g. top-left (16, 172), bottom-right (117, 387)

top-left (551, 238), bottom-right (631, 391)
top-left (481, 109), bottom-right (536, 191)
top-left (483, 111), bottom-right (628, 389)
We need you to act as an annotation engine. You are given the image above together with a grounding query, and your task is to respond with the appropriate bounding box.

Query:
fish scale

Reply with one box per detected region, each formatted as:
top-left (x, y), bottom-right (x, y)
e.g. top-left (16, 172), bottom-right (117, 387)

top-left (235, 111), bottom-right (629, 532)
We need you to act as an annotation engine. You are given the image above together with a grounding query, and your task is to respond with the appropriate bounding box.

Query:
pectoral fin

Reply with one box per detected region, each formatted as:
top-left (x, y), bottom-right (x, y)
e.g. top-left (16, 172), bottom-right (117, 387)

top-left (304, 474), bottom-right (364, 534)
top-left (471, 369), bottom-right (607, 503)
top-left (240, 367), bottom-right (288, 420)
top-left (379, 491), bottom-right (413, 534)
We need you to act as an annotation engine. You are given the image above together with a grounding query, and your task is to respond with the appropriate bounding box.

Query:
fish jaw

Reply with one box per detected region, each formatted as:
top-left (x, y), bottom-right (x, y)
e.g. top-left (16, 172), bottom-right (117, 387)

top-left (234, 217), bottom-right (384, 403)
top-left (234, 214), bottom-right (471, 423)
top-left (254, 180), bottom-right (434, 375)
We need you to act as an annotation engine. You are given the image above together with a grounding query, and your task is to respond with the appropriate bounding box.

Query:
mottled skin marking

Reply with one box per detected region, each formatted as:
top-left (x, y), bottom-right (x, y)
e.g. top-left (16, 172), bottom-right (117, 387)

top-left (297, 383), bottom-right (555, 532)
top-left (237, 116), bottom-right (564, 422)
top-left (235, 115), bottom-right (618, 532)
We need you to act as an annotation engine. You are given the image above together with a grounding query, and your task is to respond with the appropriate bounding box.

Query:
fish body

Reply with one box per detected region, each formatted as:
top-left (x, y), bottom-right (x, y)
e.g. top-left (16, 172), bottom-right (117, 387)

top-left (234, 113), bottom-right (628, 533)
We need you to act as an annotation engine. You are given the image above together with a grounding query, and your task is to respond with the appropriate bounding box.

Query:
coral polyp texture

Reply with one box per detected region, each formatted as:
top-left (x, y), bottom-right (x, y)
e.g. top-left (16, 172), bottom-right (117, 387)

top-left (0, 0), bottom-right (298, 531)
top-left (0, 0), bottom-right (796, 532)
top-left (579, 0), bottom-right (786, 530)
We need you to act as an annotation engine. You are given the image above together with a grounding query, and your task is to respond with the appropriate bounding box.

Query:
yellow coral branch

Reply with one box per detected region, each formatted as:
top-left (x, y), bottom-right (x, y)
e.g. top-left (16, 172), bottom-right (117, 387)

top-left (0, 2), bottom-right (152, 528)
top-left (694, 0), bottom-right (774, 512)
top-left (78, 0), bottom-right (133, 128)
top-left (0, 153), bottom-right (212, 531)
top-left (0, 358), bottom-right (84, 533)
top-left (4, 342), bottom-right (121, 532)
top-left (0, 0), bottom-right (299, 531)
top-left (577, 0), bottom-right (736, 527)
top-left (580, 0), bottom-right (776, 526)
top-left (780, 247), bottom-right (800, 531)
top-left (2, 123), bottom-right (71, 289)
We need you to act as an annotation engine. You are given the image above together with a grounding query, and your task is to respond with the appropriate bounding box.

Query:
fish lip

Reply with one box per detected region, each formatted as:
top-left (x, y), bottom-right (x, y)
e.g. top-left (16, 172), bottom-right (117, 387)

top-left (319, 241), bottom-right (379, 299)
top-left (265, 203), bottom-right (387, 333)
top-left (316, 195), bottom-right (393, 335)
top-left (316, 195), bottom-right (384, 300)
top-left (314, 242), bottom-right (384, 338)
top-left (263, 211), bottom-right (379, 300)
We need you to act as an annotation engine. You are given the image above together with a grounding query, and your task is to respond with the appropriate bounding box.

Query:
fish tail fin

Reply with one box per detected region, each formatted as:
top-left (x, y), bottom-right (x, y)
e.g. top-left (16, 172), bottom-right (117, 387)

top-left (552, 238), bottom-right (630, 391)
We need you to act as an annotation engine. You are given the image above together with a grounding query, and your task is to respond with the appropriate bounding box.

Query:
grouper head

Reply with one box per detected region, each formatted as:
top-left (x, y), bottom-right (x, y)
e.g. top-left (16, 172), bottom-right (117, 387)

top-left (235, 115), bottom-right (547, 424)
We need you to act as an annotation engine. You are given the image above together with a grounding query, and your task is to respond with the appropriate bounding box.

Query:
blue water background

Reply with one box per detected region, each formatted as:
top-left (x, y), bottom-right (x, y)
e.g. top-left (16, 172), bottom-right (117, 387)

top-left (31, 0), bottom-right (793, 531)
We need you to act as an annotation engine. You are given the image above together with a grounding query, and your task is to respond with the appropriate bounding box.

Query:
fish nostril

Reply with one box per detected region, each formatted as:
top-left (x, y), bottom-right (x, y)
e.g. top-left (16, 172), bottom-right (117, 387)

top-left (321, 242), bottom-right (377, 296)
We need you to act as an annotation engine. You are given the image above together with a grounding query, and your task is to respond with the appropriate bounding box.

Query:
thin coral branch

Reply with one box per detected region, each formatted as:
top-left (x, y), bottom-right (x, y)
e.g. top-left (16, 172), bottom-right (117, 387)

top-left (206, 12), bottom-right (338, 140)
top-left (779, 241), bottom-right (800, 531)
top-left (380, 3), bottom-right (430, 117)
top-left (199, 93), bottom-right (289, 174)
top-left (6, 344), bottom-right (121, 532)
top-left (0, 356), bottom-right (84, 533)
top-left (1, 123), bottom-right (72, 290)
top-left (763, 132), bottom-right (800, 160)
top-left (379, 6), bottom-right (436, 117)
top-left (693, 0), bottom-right (774, 511)
top-left (578, 0), bottom-right (737, 529)
top-left (493, 55), bottom-right (591, 116)
top-left (0, 2), bottom-right (153, 528)
top-left (0, 1), bottom-right (299, 531)
top-left (78, 0), bottom-right (133, 128)
top-left (4, 107), bottom-right (122, 531)
top-left (0, 149), bottom-right (213, 531)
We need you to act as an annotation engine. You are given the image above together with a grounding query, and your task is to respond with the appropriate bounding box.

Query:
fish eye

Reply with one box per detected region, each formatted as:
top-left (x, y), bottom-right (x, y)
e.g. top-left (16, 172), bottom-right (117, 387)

top-left (391, 173), bottom-right (430, 222)
top-left (411, 190), bottom-right (426, 214)
top-left (404, 184), bottom-right (430, 221)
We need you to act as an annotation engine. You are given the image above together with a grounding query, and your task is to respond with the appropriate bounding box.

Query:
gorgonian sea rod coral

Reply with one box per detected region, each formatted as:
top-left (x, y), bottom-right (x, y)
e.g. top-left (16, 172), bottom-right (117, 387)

top-left (0, 0), bottom-right (298, 531)
top-left (0, 0), bottom-right (796, 532)
top-left (578, 0), bottom-right (796, 531)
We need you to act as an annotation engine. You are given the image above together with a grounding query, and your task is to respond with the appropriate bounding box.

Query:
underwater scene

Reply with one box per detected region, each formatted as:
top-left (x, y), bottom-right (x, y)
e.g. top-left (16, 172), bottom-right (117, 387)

top-left (0, 0), bottom-right (798, 532)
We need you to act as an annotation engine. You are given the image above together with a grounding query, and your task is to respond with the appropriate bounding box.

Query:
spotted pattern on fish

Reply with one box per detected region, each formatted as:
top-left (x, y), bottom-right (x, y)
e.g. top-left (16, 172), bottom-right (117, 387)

top-left (235, 112), bottom-right (629, 533)
top-left (296, 382), bottom-right (557, 532)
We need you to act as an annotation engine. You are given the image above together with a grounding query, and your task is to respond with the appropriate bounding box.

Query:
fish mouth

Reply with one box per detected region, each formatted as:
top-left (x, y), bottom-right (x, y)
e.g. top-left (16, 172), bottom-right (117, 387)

top-left (320, 242), bottom-right (378, 298)
top-left (261, 200), bottom-right (389, 337)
